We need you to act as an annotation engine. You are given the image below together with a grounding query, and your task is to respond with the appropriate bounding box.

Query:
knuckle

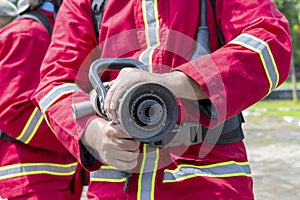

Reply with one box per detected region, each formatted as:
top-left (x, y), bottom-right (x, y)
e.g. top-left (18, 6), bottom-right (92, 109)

top-left (132, 150), bottom-right (140, 158)
top-left (120, 67), bottom-right (130, 74)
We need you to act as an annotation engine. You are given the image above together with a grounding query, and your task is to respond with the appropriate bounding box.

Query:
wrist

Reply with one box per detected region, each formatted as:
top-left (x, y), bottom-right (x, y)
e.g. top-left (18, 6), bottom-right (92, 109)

top-left (163, 71), bottom-right (207, 100)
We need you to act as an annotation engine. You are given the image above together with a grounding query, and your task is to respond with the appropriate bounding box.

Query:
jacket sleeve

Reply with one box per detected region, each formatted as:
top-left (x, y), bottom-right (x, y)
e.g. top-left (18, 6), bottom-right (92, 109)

top-left (32, 0), bottom-right (102, 171)
top-left (0, 19), bottom-right (70, 153)
top-left (175, 0), bottom-right (292, 128)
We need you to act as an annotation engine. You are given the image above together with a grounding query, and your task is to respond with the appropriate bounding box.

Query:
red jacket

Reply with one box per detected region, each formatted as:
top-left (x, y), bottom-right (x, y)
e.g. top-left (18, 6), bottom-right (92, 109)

top-left (0, 10), bottom-right (80, 198)
top-left (0, 10), bottom-right (69, 152)
top-left (32, 0), bottom-right (291, 199)
top-left (33, 0), bottom-right (291, 169)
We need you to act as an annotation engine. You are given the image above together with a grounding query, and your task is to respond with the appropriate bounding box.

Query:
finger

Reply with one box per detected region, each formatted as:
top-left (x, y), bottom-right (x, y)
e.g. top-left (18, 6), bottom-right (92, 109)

top-left (109, 101), bottom-right (118, 123)
top-left (105, 127), bottom-right (140, 151)
top-left (114, 148), bottom-right (139, 161)
top-left (104, 84), bottom-right (118, 122)
top-left (104, 149), bottom-right (139, 171)
top-left (109, 123), bottom-right (130, 136)
top-left (108, 79), bottom-right (115, 87)
top-left (111, 159), bottom-right (138, 171)
top-left (115, 138), bottom-right (140, 152)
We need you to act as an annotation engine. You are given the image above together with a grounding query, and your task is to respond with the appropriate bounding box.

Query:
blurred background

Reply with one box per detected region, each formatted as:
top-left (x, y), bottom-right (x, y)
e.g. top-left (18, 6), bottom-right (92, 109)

top-left (242, 1), bottom-right (300, 199)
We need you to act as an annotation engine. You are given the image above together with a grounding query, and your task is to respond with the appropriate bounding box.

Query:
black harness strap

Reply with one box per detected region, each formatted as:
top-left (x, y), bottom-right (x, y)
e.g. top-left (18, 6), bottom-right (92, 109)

top-left (19, 10), bottom-right (53, 36)
top-left (0, 131), bottom-right (19, 142)
top-left (91, 0), bottom-right (107, 41)
top-left (208, 0), bottom-right (245, 144)
top-left (209, 0), bottom-right (225, 46)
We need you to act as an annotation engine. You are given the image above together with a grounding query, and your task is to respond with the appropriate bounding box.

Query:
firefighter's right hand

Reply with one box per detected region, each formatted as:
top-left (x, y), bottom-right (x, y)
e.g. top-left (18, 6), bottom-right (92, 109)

top-left (81, 118), bottom-right (140, 171)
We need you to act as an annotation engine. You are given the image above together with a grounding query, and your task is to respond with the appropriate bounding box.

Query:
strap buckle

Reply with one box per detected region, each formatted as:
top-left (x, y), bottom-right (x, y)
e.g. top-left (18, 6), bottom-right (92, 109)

top-left (92, 0), bottom-right (105, 14)
top-left (149, 122), bottom-right (203, 148)
top-left (148, 113), bottom-right (244, 148)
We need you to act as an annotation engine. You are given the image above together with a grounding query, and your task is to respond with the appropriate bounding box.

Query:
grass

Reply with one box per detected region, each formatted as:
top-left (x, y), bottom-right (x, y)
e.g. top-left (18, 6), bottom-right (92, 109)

top-left (279, 77), bottom-right (300, 88)
top-left (246, 76), bottom-right (300, 119)
top-left (246, 99), bottom-right (300, 118)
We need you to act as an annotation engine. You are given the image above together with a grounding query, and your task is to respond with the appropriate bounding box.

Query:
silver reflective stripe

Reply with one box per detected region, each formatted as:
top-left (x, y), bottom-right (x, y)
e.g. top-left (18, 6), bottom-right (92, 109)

top-left (137, 144), bottom-right (159, 200)
top-left (139, 0), bottom-right (160, 72)
top-left (163, 161), bottom-right (252, 183)
top-left (0, 162), bottom-right (78, 180)
top-left (229, 33), bottom-right (279, 94)
top-left (16, 107), bottom-right (44, 144)
top-left (39, 83), bottom-right (82, 113)
top-left (90, 166), bottom-right (126, 182)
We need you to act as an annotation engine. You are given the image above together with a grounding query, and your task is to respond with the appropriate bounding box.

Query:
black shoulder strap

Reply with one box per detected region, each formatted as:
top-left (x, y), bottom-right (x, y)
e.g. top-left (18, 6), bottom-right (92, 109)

top-left (91, 0), bottom-right (107, 41)
top-left (209, 0), bottom-right (225, 46)
top-left (19, 10), bottom-right (52, 36)
top-left (209, 0), bottom-right (245, 129)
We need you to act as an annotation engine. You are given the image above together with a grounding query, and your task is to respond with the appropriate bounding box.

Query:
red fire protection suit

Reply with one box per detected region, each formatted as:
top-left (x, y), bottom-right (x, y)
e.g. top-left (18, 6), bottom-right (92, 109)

top-left (0, 8), bottom-right (83, 200)
top-left (32, 0), bottom-right (292, 199)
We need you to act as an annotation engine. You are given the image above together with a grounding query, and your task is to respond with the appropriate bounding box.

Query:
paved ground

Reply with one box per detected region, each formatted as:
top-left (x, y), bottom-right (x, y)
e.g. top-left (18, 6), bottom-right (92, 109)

top-left (243, 115), bottom-right (300, 200)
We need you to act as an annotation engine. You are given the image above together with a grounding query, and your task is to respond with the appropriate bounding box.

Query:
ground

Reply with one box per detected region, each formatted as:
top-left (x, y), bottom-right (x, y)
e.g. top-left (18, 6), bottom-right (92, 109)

top-left (243, 115), bottom-right (300, 200)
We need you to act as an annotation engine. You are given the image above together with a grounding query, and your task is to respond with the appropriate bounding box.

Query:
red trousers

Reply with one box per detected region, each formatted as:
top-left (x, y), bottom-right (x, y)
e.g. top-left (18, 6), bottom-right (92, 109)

top-left (0, 140), bottom-right (84, 200)
top-left (87, 141), bottom-right (254, 200)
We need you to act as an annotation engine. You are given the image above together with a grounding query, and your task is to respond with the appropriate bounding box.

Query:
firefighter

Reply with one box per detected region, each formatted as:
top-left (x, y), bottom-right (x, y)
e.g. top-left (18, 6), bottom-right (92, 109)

top-left (32, 0), bottom-right (292, 199)
top-left (0, 0), bottom-right (17, 28)
top-left (0, 0), bottom-right (84, 199)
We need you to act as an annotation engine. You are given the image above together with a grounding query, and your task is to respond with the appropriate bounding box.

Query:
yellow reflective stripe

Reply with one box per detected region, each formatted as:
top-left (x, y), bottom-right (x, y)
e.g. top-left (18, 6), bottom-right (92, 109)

top-left (90, 178), bottom-right (126, 182)
top-left (141, 0), bottom-right (149, 46)
top-left (100, 165), bottom-right (116, 170)
top-left (142, 0), bottom-right (160, 47)
top-left (16, 107), bottom-right (44, 144)
top-left (139, 0), bottom-right (160, 72)
top-left (137, 144), bottom-right (159, 200)
top-left (39, 83), bottom-right (81, 113)
top-left (90, 178), bottom-right (125, 182)
top-left (43, 114), bottom-right (55, 133)
top-left (0, 162), bottom-right (78, 180)
top-left (152, 148), bottom-right (159, 199)
top-left (137, 144), bottom-right (147, 199)
top-left (24, 115), bottom-right (43, 144)
top-left (90, 166), bottom-right (126, 182)
top-left (0, 162), bottom-right (78, 171)
top-left (229, 33), bottom-right (279, 94)
top-left (1, 170), bottom-right (76, 180)
top-left (163, 161), bottom-right (252, 183)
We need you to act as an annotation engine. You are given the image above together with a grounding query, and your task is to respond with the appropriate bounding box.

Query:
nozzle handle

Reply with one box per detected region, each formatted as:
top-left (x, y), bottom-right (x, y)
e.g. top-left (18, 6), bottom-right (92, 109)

top-left (89, 58), bottom-right (147, 100)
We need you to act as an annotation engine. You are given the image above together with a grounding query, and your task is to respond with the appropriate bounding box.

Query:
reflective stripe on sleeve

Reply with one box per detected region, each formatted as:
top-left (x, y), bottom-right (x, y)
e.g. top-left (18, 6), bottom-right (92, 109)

top-left (229, 33), bottom-right (279, 94)
top-left (137, 144), bottom-right (159, 200)
top-left (90, 166), bottom-right (126, 182)
top-left (0, 162), bottom-right (78, 180)
top-left (139, 0), bottom-right (160, 72)
top-left (163, 161), bottom-right (252, 183)
top-left (39, 83), bottom-right (82, 113)
top-left (16, 107), bottom-right (44, 144)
